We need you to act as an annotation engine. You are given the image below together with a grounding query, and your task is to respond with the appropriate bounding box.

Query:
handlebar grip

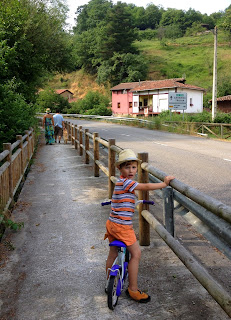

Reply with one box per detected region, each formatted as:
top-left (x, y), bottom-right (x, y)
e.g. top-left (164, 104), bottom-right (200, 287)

top-left (143, 200), bottom-right (155, 205)
top-left (101, 201), bottom-right (111, 206)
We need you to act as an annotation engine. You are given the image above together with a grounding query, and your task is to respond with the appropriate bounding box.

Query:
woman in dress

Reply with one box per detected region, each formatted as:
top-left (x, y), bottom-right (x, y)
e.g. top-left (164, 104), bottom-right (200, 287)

top-left (42, 108), bottom-right (55, 145)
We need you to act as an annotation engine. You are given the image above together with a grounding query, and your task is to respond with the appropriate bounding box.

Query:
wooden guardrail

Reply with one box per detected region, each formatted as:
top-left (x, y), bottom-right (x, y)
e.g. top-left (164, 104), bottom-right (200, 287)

top-left (0, 128), bottom-right (35, 215)
top-left (65, 120), bottom-right (231, 317)
top-left (164, 121), bottom-right (231, 139)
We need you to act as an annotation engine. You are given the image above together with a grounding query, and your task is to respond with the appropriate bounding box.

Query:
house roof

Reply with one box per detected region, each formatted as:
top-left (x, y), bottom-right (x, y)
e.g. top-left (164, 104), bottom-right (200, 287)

top-left (111, 78), bottom-right (205, 92)
top-left (209, 95), bottom-right (231, 103)
top-left (111, 82), bottom-right (142, 91)
top-left (216, 95), bottom-right (231, 101)
top-left (131, 79), bottom-right (205, 92)
top-left (56, 89), bottom-right (73, 95)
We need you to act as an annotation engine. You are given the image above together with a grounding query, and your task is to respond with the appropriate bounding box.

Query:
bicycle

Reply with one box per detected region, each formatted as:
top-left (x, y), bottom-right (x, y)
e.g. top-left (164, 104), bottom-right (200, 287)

top-left (101, 199), bottom-right (154, 310)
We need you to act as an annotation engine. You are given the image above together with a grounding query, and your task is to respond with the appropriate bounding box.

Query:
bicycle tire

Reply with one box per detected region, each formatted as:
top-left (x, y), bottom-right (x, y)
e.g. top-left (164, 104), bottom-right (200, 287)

top-left (107, 274), bottom-right (120, 310)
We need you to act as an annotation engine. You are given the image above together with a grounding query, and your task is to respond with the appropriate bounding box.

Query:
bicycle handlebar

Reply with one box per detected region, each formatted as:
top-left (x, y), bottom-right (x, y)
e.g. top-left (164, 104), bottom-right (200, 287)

top-left (101, 200), bottom-right (154, 206)
top-left (101, 201), bottom-right (111, 206)
top-left (142, 200), bottom-right (155, 205)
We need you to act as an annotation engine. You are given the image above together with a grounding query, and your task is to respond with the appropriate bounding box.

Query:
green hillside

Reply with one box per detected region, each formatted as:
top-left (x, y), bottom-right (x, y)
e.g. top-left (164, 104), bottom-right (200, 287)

top-left (49, 30), bottom-right (231, 105)
top-left (135, 30), bottom-right (231, 104)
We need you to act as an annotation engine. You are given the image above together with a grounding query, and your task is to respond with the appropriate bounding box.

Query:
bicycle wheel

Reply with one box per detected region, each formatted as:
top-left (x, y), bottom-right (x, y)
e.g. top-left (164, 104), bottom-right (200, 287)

top-left (107, 273), bottom-right (120, 310)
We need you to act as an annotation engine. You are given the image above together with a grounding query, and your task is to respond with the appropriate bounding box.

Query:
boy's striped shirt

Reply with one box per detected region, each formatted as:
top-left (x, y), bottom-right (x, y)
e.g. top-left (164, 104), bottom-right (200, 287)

top-left (109, 176), bottom-right (138, 225)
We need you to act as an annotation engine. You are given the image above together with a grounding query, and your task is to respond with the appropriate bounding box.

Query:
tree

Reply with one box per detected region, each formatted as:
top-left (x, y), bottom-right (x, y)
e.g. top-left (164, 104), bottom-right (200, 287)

top-left (220, 8), bottom-right (231, 42)
top-left (97, 53), bottom-right (148, 85)
top-left (0, 0), bottom-right (74, 147)
top-left (35, 89), bottom-right (70, 113)
top-left (145, 4), bottom-right (163, 29)
top-left (99, 2), bottom-right (138, 60)
top-left (160, 8), bottom-right (187, 33)
top-left (0, 80), bottom-right (36, 151)
top-left (73, 0), bottom-right (112, 33)
top-left (0, 0), bottom-right (74, 101)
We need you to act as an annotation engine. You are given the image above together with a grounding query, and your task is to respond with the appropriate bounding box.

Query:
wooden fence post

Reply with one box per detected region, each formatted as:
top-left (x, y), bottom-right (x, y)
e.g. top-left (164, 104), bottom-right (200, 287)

top-left (221, 124), bottom-right (223, 139)
top-left (16, 135), bottom-right (24, 178)
top-left (138, 152), bottom-right (150, 246)
top-left (71, 124), bottom-right (74, 145)
top-left (93, 132), bottom-right (99, 177)
top-left (85, 129), bottom-right (89, 164)
top-left (163, 186), bottom-right (174, 236)
top-left (79, 126), bottom-right (83, 156)
top-left (68, 122), bottom-right (71, 141)
top-left (3, 143), bottom-right (13, 199)
top-left (74, 125), bottom-right (78, 150)
top-left (108, 139), bottom-right (116, 199)
top-left (25, 130), bottom-right (30, 162)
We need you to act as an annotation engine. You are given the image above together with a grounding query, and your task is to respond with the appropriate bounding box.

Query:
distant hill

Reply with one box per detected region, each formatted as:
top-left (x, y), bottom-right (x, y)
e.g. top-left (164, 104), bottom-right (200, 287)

top-left (48, 30), bottom-right (231, 105)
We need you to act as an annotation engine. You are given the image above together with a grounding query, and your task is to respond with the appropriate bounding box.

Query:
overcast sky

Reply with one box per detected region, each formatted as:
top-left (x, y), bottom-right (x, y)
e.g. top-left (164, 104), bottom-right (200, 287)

top-left (65, 0), bottom-right (230, 27)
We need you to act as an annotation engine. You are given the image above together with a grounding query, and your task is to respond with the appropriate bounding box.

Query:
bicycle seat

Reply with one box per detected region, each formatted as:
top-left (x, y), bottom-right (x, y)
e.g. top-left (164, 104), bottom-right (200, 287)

top-left (109, 240), bottom-right (127, 248)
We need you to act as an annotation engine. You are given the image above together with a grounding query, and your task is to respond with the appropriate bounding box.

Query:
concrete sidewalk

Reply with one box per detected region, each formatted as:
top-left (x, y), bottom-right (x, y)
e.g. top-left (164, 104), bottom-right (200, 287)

top-left (0, 136), bottom-right (230, 320)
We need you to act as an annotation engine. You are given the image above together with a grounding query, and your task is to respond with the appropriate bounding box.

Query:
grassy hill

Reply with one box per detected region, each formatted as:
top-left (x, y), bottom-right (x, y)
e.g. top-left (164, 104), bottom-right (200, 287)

top-left (48, 30), bottom-right (231, 104)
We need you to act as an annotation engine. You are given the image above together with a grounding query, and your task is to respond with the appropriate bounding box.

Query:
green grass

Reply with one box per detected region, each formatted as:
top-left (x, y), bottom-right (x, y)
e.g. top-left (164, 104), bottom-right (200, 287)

top-left (135, 30), bottom-right (231, 99)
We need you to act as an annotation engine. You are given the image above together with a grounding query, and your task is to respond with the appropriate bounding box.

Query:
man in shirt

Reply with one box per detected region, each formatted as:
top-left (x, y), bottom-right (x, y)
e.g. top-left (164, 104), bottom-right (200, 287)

top-left (53, 109), bottom-right (65, 143)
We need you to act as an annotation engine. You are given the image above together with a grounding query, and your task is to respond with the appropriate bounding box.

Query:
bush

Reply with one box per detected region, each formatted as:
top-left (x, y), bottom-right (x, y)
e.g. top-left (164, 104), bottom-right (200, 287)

top-left (214, 112), bottom-right (231, 124)
top-left (35, 88), bottom-right (70, 114)
top-left (0, 81), bottom-right (36, 151)
top-left (66, 91), bottom-right (111, 116)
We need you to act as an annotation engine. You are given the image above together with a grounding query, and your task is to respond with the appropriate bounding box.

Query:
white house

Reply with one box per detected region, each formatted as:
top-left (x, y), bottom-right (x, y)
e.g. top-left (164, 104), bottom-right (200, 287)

top-left (111, 78), bottom-right (205, 116)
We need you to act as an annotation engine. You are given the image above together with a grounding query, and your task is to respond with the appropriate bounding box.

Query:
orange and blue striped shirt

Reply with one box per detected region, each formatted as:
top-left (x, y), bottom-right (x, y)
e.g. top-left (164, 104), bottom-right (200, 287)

top-left (109, 176), bottom-right (138, 225)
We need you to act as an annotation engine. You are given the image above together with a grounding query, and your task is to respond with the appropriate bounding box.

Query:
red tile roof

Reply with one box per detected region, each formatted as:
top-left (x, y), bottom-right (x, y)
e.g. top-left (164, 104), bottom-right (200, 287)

top-left (216, 95), bottom-right (231, 101)
top-left (56, 89), bottom-right (73, 95)
top-left (111, 78), bottom-right (205, 92)
top-left (111, 82), bottom-right (142, 91)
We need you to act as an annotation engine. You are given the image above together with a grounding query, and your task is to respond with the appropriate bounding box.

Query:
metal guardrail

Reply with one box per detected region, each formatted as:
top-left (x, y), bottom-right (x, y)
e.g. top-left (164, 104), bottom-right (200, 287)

top-left (65, 119), bottom-right (231, 317)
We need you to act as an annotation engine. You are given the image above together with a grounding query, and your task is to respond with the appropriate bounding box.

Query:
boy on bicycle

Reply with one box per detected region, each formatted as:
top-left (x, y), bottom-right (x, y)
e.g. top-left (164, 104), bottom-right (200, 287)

top-left (105, 149), bottom-right (175, 303)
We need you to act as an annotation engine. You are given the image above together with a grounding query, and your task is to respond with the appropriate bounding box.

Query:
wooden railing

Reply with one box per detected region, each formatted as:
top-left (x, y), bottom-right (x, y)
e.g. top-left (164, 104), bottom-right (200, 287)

top-left (65, 120), bottom-right (231, 317)
top-left (164, 121), bottom-right (231, 139)
top-left (0, 128), bottom-right (35, 215)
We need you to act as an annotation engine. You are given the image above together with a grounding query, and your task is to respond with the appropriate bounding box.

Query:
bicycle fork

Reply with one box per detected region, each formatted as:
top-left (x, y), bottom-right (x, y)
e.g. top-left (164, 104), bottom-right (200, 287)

top-left (108, 247), bottom-right (128, 296)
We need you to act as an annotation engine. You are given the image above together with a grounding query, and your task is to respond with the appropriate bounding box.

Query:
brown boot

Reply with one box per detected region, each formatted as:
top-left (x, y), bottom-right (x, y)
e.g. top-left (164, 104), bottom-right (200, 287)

top-left (126, 288), bottom-right (151, 303)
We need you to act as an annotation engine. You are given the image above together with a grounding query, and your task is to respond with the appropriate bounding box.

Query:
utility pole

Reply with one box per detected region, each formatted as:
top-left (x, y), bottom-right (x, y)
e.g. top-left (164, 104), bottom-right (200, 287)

top-left (212, 26), bottom-right (217, 121)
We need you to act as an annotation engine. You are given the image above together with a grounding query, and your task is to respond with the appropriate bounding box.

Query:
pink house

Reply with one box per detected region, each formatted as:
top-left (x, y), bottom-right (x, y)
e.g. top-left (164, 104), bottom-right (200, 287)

top-left (110, 82), bottom-right (141, 115)
top-left (111, 79), bottom-right (205, 116)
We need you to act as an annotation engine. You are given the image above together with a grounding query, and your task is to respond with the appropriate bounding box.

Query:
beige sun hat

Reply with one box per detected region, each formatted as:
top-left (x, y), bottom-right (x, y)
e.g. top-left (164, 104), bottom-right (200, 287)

top-left (116, 149), bottom-right (142, 166)
top-left (46, 108), bottom-right (51, 113)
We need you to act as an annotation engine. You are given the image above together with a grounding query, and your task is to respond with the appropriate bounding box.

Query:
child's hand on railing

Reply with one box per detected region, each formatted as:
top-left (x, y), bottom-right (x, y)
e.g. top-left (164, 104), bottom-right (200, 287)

top-left (164, 176), bottom-right (175, 186)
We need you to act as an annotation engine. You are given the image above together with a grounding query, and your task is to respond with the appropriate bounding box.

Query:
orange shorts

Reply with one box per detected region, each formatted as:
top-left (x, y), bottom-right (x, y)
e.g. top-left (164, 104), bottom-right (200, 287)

top-left (105, 220), bottom-right (137, 247)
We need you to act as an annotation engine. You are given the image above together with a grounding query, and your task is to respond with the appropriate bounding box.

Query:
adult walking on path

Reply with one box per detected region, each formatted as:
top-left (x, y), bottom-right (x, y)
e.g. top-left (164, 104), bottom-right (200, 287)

top-left (53, 109), bottom-right (65, 143)
top-left (42, 108), bottom-right (55, 145)
top-left (0, 135), bottom-right (230, 319)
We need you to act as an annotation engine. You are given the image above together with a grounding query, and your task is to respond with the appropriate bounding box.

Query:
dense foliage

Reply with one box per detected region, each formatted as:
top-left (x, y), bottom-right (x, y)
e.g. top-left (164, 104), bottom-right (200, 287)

top-left (35, 89), bottom-right (71, 114)
top-left (68, 91), bottom-right (111, 116)
top-left (0, 0), bottom-right (74, 150)
top-left (73, 0), bottom-right (149, 85)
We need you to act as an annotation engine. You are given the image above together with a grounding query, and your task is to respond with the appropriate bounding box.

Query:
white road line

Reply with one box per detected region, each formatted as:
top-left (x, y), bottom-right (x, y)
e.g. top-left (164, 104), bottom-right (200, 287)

top-left (224, 158), bottom-right (231, 162)
top-left (121, 134), bottom-right (130, 136)
top-left (153, 142), bottom-right (168, 147)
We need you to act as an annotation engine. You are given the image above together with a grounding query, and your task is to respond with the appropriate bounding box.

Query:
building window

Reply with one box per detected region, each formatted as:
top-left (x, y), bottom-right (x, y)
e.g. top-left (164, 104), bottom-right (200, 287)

top-left (129, 102), bottom-right (132, 108)
top-left (144, 98), bottom-right (148, 107)
top-left (117, 102), bottom-right (120, 108)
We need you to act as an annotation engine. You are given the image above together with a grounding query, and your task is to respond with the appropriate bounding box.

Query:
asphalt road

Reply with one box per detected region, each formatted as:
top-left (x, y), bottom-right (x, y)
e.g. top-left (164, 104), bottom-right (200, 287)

top-left (67, 119), bottom-right (231, 207)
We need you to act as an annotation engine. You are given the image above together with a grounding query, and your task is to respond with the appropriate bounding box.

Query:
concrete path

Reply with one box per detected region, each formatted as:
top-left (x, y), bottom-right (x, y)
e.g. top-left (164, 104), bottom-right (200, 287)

top-left (0, 135), bottom-right (231, 320)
